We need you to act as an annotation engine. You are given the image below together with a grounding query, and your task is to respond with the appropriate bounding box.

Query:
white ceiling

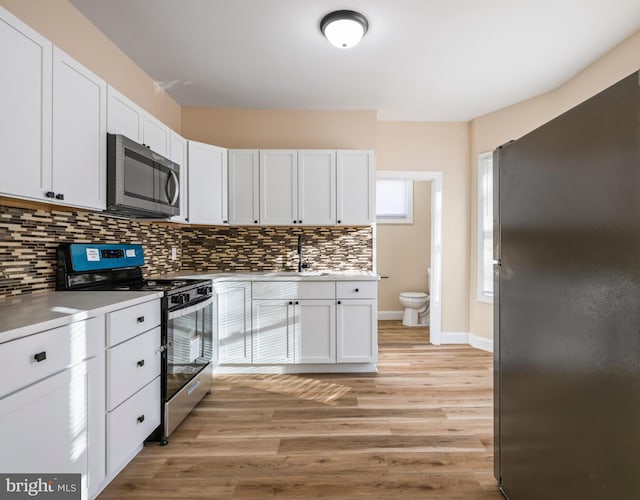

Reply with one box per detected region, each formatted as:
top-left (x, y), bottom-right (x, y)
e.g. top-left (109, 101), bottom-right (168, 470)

top-left (70, 0), bottom-right (640, 121)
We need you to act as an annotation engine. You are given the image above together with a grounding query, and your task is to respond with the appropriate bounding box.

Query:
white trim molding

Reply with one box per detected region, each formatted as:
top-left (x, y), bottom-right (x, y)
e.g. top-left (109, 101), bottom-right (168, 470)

top-left (376, 318), bottom-right (494, 352)
top-left (469, 334), bottom-right (493, 352)
top-left (377, 170), bottom-right (443, 346)
top-left (440, 331), bottom-right (494, 353)
top-left (440, 331), bottom-right (470, 344)
top-left (378, 311), bottom-right (404, 320)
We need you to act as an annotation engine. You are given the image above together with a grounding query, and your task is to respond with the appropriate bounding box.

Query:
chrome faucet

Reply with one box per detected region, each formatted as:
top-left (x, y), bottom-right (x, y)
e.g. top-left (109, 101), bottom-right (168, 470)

top-left (297, 235), bottom-right (309, 273)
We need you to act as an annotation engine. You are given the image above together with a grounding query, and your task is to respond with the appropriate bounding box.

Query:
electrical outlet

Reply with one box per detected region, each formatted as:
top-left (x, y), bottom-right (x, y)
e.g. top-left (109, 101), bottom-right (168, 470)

top-left (171, 247), bottom-right (177, 261)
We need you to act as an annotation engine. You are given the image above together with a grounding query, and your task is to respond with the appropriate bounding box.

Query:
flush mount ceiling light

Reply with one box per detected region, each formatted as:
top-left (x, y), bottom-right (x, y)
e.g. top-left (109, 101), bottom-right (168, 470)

top-left (320, 10), bottom-right (369, 49)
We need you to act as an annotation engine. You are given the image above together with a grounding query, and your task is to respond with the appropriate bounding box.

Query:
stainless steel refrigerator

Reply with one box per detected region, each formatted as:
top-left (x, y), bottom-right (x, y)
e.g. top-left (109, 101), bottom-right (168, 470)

top-left (494, 71), bottom-right (640, 500)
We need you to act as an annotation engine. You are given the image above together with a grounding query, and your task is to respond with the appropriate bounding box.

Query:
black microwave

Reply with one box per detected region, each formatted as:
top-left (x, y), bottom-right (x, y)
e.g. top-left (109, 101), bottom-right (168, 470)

top-left (106, 133), bottom-right (180, 218)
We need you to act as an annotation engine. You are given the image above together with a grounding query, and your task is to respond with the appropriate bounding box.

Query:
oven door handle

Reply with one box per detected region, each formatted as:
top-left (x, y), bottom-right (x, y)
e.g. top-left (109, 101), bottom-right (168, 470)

top-left (168, 296), bottom-right (214, 320)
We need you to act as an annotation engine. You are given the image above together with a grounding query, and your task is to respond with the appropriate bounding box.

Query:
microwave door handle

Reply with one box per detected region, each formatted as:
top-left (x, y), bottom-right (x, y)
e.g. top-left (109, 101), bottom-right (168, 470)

top-left (166, 170), bottom-right (179, 205)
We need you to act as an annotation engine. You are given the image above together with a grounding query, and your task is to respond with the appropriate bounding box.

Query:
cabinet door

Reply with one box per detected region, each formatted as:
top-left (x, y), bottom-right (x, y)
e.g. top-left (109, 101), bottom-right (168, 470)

top-left (336, 299), bottom-right (377, 362)
top-left (217, 282), bottom-right (251, 363)
top-left (52, 47), bottom-right (107, 210)
top-left (228, 150), bottom-right (260, 225)
top-left (336, 150), bottom-right (375, 225)
top-left (188, 140), bottom-right (228, 224)
top-left (298, 150), bottom-right (336, 226)
top-left (0, 7), bottom-right (52, 200)
top-left (106, 85), bottom-right (143, 141)
top-left (252, 300), bottom-right (295, 364)
top-left (0, 358), bottom-right (105, 498)
top-left (142, 113), bottom-right (170, 157)
top-left (170, 132), bottom-right (189, 222)
top-left (297, 300), bottom-right (336, 363)
top-left (260, 150), bottom-right (298, 225)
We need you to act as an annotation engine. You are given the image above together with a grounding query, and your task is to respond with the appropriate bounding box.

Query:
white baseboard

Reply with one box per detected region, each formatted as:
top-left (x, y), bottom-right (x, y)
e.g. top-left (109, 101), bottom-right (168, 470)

top-left (377, 316), bottom-right (494, 353)
top-left (378, 311), bottom-right (404, 320)
top-left (469, 334), bottom-right (493, 353)
top-left (440, 331), bottom-right (470, 344)
top-left (440, 331), bottom-right (494, 353)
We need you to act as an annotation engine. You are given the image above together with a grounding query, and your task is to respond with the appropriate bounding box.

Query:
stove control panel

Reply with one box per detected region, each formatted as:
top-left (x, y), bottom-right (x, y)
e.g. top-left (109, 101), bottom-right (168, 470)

top-left (63, 243), bottom-right (145, 272)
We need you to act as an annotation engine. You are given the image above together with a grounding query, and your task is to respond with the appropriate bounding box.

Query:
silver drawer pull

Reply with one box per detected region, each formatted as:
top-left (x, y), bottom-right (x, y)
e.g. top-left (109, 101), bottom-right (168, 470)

top-left (187, 379), bottom-right (201, 395)
top-left (137, 359), bottom-right (145, 367)
top-left (137, 415), bottom-right (145, 424)
top-left (33, 351), bottom-right (47, 363)
top-left (136, 316), bottom-right (145, 323)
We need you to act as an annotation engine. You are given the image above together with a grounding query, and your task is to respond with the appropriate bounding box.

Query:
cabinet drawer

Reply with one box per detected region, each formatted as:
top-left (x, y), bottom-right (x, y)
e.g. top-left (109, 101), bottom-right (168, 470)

top-left (0, 317), bottom-right (103, 398)
top-left (107, 376), bottom-right (160, 474)
top-left (107, 327), bottom-right (161, 410)
top-left (252, 281), bottom-right (335, 300)
top-left (107, 299), bottom-right (160, 347)
top-left (336, 281), bottom-right (377, 299)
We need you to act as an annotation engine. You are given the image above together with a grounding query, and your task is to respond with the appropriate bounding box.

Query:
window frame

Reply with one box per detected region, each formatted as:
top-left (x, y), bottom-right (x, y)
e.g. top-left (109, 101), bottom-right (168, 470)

top-left (375, 178), bottom-right (414, 224)
top-left (477, 151), bottom-right (494, 303)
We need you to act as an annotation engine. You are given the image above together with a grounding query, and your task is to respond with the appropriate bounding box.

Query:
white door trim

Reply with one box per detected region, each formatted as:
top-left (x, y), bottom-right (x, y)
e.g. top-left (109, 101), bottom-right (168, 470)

top-left (376, 170), bottom-right (443, 345)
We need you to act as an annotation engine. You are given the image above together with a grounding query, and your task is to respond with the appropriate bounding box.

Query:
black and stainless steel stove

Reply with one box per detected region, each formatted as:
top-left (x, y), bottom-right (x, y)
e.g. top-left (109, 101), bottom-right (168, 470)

top-left (56, 243), bottom-right (214, 444)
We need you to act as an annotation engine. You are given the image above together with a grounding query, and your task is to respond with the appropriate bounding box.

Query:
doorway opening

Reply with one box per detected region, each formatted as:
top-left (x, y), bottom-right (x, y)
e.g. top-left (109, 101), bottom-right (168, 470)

top-left (375, 170), bottom-right (443, 345)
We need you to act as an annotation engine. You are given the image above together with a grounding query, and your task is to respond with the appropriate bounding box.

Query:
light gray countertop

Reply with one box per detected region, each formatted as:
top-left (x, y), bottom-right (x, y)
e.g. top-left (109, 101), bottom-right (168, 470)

top-left (159, 271), bottom-right (381, 282)
top-left (0, 291), bottom-right (163, 344)
top-left (0, 272), bottom-right (378, 344)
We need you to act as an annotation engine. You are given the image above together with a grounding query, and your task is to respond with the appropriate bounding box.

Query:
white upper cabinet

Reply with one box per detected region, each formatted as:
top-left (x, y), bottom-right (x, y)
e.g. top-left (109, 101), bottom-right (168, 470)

top-left (336, 150), bottom-right (375, 225)
top-left (170, 132), bottom-right (188, 223)
top-left (107, 85), bottom-right (171, 157)
top-left (0, 7), bottom-right (52, 201)
top-left (188, 140), bottom-right (228, 225)
top-left (298, 150), bottom-right (336, 226)
top-left (260, 150), bottom-right (298, 226)
top-left (142, 113), bottom-right (170, 157)
top-left (106, 86), bottom-right (142, 141)
top-left (228, 149), bottom-right (260, 225)
top-left (0, 8), bottom-right (107, 210)
top-left (52, 47), bottom-right (107, 210)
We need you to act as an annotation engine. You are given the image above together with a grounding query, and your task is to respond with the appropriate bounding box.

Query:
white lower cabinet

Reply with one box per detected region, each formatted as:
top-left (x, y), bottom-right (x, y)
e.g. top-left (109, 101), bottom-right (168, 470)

top-left (336, 281), bottom-right (378, 363)
top-left (217, 281), bottom-right (252, 363)
top-left (297, 300), bottom-right (336, 363)
top-left (221, 279), bottom-right (376, 369)
top-left (106, 377), bottom-right (160, 473)
top-left (252, 299), bottom-right (336, 364)
top-left (336, 299), bottom-right (377, 362)
top-left (105, 299), bottom-right (162, 477)
top-left (252, 300), bottom-right (295, 364)
top-left (0, 317), bottom-right (105, 499)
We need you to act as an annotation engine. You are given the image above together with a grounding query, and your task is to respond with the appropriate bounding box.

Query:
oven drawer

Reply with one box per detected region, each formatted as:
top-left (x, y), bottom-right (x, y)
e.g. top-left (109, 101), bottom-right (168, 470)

top-left (107, 327), bottom-right (162, 410)
top-left (106, 299), bottom-right (161, 347)
top-left (0, 317), bottom-right (103, 398)
top-left (336, 281), bottom-right (377, 299)
top-left (107, 376), bottom-right (160, 474)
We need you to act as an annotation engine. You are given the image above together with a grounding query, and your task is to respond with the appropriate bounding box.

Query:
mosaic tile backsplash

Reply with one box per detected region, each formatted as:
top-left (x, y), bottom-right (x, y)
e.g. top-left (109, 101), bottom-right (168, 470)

top-left (181, 226), bottom-right (373, 273)
top-left (0, 202), bottom-right (373, 299)
top-left (0, 203), bottom-right (183, 299)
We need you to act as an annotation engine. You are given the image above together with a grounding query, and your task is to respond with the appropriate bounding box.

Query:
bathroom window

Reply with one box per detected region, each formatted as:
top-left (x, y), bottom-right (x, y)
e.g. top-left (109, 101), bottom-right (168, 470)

top-left (478, 152), bottom-right (494, 303)
top-left (376, 179), bottom-right (413, 224)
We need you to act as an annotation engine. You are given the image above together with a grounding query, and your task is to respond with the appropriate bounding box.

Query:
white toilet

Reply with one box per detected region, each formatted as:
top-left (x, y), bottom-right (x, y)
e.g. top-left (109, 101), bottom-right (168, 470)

top-left (399, 270), bottom-right (430, 327)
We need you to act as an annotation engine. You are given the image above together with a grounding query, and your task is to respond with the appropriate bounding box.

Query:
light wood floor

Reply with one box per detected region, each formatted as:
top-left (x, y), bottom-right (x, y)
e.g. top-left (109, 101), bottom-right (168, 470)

top-left (99, 321), bottom-right (502, 499)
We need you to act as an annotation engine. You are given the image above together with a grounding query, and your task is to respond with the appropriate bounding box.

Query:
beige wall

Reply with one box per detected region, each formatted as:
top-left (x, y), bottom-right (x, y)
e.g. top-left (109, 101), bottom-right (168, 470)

top-left (376, 122), bottom-right (470, 333)
top-left (181, 108), bottom-right (377, 149)
top-left (469, 30), bottom-right (640, 340)
top-left (0, 0), bottom-right (181, 131)
top-left (376, 181), bottom-right (431, 311)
